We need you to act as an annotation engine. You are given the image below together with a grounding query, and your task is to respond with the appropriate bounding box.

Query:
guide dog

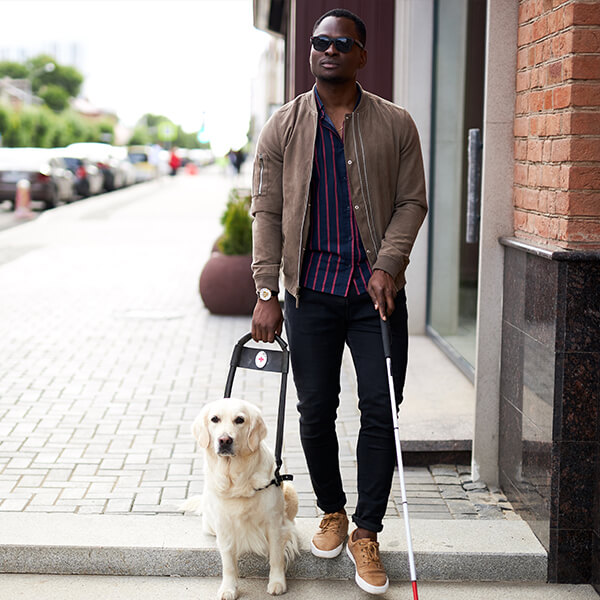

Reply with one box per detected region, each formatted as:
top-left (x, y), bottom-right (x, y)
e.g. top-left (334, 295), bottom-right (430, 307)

top-left (182, 398), bottom-right (299, 600)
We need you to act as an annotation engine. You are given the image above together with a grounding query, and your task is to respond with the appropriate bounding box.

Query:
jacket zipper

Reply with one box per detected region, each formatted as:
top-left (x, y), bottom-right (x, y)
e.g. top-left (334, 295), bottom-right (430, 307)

top-left (258, 154), bottom-right (264, 195)
top-left (296, 148), bottom-right (316, 308)
top-left (352, 112), bottom-right (379, 254)
top-left (295, 186), bottom-right (310, 308)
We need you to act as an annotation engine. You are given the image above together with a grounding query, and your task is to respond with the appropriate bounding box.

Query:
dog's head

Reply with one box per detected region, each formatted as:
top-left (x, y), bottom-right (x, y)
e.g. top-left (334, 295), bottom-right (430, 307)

top-left (192, 398), bottom-right (267, 458)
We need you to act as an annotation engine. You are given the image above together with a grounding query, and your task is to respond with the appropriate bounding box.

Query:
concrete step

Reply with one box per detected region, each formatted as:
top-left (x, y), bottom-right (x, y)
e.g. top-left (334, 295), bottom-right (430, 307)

top-left (1, 574), bottom-right (599, 600)
top-left (0, 514), bottom-right (547, 582)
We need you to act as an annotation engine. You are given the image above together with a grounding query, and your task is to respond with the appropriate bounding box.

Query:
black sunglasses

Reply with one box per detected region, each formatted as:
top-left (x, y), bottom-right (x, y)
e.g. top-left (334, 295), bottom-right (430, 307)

top-left (310, 35), bottom-right (364, 53)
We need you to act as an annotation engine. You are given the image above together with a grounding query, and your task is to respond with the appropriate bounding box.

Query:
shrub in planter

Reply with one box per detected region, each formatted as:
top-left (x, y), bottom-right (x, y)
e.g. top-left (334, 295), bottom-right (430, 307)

top-left (217, 189), bottom-right (252, 255)
top-left (199, 189), bottom-right (256, 315)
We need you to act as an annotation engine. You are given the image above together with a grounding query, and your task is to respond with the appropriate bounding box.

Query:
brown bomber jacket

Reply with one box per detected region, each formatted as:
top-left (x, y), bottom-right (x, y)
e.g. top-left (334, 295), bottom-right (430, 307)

top-left (251, 83), bottom-right (428, 300)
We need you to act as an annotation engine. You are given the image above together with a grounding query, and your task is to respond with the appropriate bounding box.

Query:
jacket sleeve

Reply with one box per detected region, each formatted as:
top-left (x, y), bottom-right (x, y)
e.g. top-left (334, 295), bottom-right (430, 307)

top-left (250, 115), bottom-right (284, 293)
top-left (373, 110), bottom-right (428, 284)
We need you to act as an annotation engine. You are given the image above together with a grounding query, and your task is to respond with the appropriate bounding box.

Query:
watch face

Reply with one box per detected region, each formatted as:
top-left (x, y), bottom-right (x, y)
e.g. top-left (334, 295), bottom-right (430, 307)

top-left (259, 288), bottom-right (272, 301)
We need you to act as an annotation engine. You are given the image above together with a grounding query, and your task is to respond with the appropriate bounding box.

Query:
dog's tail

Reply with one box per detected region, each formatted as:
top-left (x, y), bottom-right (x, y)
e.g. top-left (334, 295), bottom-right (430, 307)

top-left (179, 495), bottom-right (203, 514)
top-left (282, 481), bottom-right (298, 521)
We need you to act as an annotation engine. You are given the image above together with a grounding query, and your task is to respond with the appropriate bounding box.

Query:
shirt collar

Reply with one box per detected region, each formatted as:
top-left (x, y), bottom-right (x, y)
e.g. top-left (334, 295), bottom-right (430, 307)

top-left (313, 83), bottom-right (363, 118)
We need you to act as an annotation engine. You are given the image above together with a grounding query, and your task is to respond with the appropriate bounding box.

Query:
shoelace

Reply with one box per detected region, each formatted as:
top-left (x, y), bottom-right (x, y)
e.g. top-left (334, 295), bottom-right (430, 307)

top-left (320, 513), bottom-right (343, 532)
top-left (359, 540), bottom-right (384, 567)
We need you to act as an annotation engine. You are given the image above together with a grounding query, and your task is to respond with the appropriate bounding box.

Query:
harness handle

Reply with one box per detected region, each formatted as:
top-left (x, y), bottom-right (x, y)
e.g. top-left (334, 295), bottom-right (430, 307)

top-left (224, 333), bottom-right (292, 484)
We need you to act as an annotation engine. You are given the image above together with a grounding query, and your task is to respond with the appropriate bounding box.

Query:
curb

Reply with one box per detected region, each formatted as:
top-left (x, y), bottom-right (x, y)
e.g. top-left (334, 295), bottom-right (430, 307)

top-left (0, 514), bottom-right (547, 582)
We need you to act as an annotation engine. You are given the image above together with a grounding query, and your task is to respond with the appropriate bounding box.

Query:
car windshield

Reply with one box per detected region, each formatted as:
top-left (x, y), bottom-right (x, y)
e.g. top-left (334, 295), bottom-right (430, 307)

top-left (128, 153), bottom-right (148, 164)
top-left (62, 158), bottom-right (84, 172)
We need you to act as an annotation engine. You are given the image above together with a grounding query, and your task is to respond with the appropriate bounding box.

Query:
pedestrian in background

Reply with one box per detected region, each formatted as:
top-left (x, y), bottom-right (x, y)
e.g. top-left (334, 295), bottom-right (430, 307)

top-left (228, 148), bottom-right (246, 175)
top-left (149, 143), bottom-right (163, 178)
top-left (250, 8), bottom-right (427, 596)
top-left (168, 146), bottom-right (180, 176)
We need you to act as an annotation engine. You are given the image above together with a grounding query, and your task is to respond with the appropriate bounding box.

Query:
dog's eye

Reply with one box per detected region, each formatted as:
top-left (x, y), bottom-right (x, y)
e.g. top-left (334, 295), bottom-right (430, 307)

top-left (210, 416), bottom-right (220, 423)
top-left (234, 416), bottom-right (245, 425)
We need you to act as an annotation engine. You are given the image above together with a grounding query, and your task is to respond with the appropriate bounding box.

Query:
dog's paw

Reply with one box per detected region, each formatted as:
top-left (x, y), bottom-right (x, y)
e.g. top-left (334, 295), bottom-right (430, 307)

top-left (267, 579), bottom-right (287, 595)
top-left (218, 583), bottom-right (238, 600)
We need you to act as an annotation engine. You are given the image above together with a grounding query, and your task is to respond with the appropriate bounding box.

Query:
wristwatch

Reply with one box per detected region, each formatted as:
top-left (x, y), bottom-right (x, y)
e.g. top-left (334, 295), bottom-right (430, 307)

top-left (257, 288), bottom-right (274, 301)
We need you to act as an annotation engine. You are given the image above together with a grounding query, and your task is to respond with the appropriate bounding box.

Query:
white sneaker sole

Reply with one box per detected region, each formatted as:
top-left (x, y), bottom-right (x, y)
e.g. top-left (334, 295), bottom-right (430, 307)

top-left (310, 538), bottom-right (344, 558)
top-left (346, 543), bottom-right (389, 595)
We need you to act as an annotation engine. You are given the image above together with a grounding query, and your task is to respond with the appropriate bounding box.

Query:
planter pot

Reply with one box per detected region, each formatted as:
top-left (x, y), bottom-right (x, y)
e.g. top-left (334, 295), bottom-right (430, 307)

top-left (199, 252), bottom-right (256, 315)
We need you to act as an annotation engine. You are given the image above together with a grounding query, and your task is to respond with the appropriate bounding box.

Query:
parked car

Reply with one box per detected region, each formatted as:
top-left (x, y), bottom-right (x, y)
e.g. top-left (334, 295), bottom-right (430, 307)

top-left (127, 145), bottom-right (164, 182)
top-left (65, 142), bottom-right (125, 192)
top-left (54, 150), bottom-right (104, 198)
top-left (111, 146), bottom-right (137, 187)
top-left (0, 147), bottom-right (76, 209)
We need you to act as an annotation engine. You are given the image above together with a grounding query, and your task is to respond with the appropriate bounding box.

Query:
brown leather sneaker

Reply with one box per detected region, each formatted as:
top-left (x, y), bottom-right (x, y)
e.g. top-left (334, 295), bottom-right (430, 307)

top-left (310, 511), bottom-right (349, 558)
top-left (346, 530), bottom-right (389, 595)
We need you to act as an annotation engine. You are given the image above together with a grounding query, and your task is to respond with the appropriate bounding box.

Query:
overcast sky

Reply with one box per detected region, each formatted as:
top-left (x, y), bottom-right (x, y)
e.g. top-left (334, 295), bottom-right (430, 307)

top-left (1, 0), bottom-right (271, 149)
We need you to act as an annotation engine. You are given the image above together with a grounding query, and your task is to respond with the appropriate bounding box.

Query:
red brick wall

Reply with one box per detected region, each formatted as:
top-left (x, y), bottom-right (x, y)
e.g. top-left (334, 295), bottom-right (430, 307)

top-left (514, 0), bottom-right (600, 249)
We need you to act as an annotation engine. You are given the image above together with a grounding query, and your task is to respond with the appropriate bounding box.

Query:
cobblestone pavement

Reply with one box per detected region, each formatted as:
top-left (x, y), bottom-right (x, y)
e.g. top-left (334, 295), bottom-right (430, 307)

top-left (0, 168), bottom-right (517, 521)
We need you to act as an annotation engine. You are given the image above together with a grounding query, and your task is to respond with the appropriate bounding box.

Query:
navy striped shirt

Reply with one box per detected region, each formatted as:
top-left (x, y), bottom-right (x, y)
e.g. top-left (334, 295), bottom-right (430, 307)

top-left (300, 88), bottom-right (372, 296)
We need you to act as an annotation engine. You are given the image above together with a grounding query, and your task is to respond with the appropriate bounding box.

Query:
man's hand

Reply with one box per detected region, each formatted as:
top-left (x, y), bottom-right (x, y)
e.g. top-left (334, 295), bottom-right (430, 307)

top-left (367, 269), bottom-right (397, 320)
top-left (251, 298), bottom-right (283, 343)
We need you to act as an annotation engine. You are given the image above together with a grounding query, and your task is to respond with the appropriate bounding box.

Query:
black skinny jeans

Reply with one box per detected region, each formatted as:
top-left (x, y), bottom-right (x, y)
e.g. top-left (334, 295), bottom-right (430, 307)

top-left (284, 287), bottom-right (408, 533)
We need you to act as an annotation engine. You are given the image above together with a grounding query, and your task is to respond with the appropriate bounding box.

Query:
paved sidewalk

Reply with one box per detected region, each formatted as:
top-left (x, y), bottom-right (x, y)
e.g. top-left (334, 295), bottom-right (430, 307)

top-left (0, 167), bottom-right (507, 521)
top-left (2, 574), bottom-right (599, 600)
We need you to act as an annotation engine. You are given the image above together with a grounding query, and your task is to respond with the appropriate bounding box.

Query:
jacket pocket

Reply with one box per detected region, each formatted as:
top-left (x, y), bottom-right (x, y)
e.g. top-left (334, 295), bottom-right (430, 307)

top-left (252, 153), bottom-right (268, 196)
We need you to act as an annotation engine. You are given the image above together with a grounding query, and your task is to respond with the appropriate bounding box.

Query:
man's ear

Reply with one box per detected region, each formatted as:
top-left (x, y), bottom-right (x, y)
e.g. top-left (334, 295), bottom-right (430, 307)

top-left (192, 404), bottom-right (211, 449)
top-left (359, 48), bottom-right (367, 70)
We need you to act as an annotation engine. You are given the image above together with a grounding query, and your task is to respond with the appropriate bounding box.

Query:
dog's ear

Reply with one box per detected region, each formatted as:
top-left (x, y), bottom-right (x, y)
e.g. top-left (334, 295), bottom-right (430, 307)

top-left (247, 412), bottom-right (267, 452)
top-left (192, 405), bottom-right (211, 449)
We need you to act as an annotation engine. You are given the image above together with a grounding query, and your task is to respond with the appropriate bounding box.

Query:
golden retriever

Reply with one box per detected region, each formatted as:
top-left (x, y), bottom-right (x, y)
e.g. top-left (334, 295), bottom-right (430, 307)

top-left (182, 398), bottom-right (299, 600)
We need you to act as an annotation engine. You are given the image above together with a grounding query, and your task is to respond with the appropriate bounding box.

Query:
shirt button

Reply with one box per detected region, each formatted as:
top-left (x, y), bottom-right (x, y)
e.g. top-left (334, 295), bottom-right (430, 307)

top-left (366, 249), bottom-right (371, 254)
top-left (347, 159), bottom-right (353, 165)
top-left (354, 205), bottom-right (360, 210)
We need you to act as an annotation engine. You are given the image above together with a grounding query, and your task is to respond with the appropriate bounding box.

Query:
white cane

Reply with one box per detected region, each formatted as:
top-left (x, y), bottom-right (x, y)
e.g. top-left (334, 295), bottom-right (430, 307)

top-left (380, 317), bottom-right (419, 600)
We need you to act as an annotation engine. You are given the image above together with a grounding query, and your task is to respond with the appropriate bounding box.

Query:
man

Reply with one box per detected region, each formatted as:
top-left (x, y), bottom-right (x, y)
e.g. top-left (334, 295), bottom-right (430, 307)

top-left (250, 8), bottom-right (427, 595)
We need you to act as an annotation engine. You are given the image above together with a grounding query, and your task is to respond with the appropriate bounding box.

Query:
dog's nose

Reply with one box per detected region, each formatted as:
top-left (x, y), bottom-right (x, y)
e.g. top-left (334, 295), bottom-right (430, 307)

top-left (218, 435), bottom-right (233, 448)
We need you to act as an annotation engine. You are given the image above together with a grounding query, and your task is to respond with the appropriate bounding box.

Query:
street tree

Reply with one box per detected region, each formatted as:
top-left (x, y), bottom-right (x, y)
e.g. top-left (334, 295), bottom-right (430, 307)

top-left (38, 84), bottom-right (71, 112)
top-left (0, 61), bottom-right (28, 79)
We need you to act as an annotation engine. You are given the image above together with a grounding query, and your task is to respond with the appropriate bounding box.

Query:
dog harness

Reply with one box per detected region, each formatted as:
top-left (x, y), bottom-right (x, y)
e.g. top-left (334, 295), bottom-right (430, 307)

top-left (224, 333), bottom-right (294, 494)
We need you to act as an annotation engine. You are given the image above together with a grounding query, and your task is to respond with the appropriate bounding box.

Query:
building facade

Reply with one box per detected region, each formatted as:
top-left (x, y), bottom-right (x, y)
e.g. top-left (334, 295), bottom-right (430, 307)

top-left (253, 0), bottom-right (600, 588)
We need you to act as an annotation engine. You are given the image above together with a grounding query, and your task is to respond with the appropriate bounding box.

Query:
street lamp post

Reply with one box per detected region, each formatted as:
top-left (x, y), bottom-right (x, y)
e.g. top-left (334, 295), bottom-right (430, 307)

top-left (26, 62), bottom-right (55, 104)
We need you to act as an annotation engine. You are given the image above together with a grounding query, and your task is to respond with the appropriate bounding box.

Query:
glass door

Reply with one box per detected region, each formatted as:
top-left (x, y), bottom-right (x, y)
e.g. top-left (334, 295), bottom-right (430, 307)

top-left (427, 0), bottom-right (486, 379)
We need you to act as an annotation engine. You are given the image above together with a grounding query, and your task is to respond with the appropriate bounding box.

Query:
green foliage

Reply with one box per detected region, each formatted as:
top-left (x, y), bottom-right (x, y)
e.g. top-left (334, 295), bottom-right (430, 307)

top-left (128, 126), bottom-right (152, 146)
top-left (176, 127), bottom-right (209, 149)
top-left (38, 84), bottom-right (70, 112)
top-left (0, 105), bottom-right (9, 134)
top-left (49, 64), bottom-right (83, 98)
top-left (0, 104), bottom-right (114, 148)
top-left (26, 55), bottom-right (81, 98)
top-left (0, 54), bottom-right (84, 113)
top-left (134, 113), bottom-right (209, 150)
top-left (217, 189), bottom-right (253, 256)
top-left (97, 121), bottom-right (114, 143)
top-left (3, 110), bottom-right (28, 146)
top-left (0, 61), bottom-right (28, 79)
top-left (141, 113), bottom-right (167, 128)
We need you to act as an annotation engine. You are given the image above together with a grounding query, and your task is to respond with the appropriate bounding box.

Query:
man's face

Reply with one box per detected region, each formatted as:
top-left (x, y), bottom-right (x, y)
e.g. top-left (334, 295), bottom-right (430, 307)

top-left (310, 16), bottom-right (367, 84)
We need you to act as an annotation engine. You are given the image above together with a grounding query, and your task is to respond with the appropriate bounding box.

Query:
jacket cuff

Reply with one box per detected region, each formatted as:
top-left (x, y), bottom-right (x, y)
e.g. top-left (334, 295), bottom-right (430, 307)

top-left (373, 254), bottom-right (406, 281)
top-left (252, 275), bottom-right (280, 295)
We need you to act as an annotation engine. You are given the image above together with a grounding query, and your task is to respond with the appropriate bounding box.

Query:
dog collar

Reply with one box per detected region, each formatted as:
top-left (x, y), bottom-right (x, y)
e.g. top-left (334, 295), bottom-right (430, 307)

top-left (254, 473), bottom-right (293, 492)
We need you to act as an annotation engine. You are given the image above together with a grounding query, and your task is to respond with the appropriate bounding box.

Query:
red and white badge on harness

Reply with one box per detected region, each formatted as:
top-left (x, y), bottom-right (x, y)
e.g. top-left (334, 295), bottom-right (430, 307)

top-left (255, 351), bottom-right (268, 369)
